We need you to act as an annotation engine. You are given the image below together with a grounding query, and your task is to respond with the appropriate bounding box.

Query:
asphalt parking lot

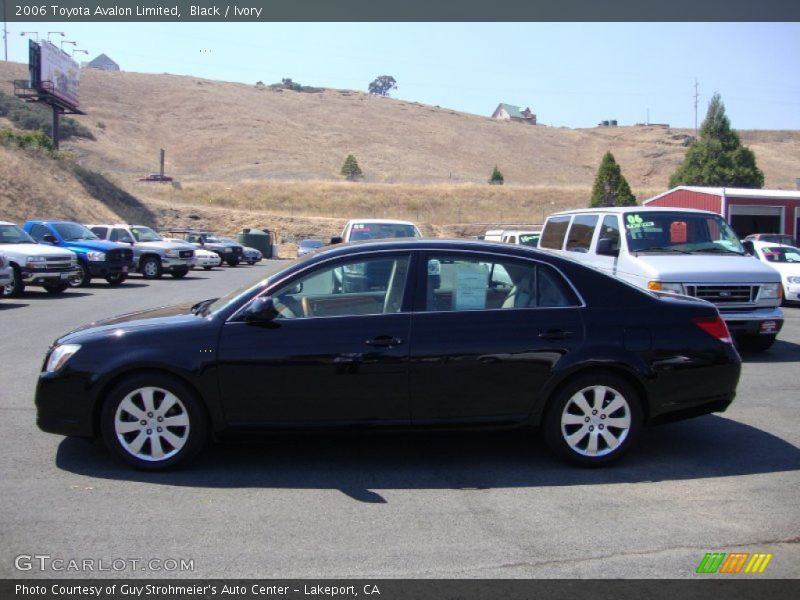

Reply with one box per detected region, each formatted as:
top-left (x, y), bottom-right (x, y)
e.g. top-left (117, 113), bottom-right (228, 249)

top-left (1, 262), bottom-right (799, 579)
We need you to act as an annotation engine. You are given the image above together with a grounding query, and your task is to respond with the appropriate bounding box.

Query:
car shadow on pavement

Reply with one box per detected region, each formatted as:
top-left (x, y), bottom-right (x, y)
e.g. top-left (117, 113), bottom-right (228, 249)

top-left (0, 301), bottom-right (30, 308)
top-left (740, 338), bottom-right (800, 363)
top-left (55, 415), bottom-right (800, 502)
top-left (15, 291), bottom-right (94, 300)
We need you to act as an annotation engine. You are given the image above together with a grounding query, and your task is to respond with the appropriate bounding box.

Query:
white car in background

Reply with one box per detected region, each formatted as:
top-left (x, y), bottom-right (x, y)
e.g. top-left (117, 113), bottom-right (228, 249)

top-left (164, 238), bottom-right (222, 270)
top-left (744, 240), bottom-right (800, 304)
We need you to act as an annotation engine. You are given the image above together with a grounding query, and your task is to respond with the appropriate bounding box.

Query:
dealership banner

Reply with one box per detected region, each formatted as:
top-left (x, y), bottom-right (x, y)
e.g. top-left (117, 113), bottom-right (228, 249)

top-left (3, 580), bottom-right (800, 600)
top-left (5, 0), bottom-right (800, 22)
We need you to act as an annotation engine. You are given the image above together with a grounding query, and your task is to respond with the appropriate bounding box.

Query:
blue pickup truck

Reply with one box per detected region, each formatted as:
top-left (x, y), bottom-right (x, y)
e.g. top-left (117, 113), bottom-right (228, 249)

top-left (23, 220), bottom-right (135, 286)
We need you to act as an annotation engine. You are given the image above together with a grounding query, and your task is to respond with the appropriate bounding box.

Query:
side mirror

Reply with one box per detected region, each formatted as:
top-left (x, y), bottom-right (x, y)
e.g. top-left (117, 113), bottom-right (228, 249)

top-left (741, 241), bottom-right (755, 256)
top-left (596, 237), bottom-right (619, 257)
top-left (330, 236), bottom-right (343, 245)
top-left (42, 234), bottom-right (58, 244)
top-left (243, 296), bottom-right (279, 323)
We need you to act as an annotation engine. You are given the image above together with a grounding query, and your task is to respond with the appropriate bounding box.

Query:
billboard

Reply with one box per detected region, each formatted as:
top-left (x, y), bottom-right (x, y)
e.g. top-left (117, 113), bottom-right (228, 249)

top-left (32, 40), bottom-right (81, 109)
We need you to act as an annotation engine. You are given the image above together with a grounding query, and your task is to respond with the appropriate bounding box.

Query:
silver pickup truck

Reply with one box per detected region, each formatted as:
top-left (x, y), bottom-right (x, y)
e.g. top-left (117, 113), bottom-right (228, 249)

top-left (88, 224), bottom-right (195, 279)
top-left (0, 221), bottom-right (80, 297)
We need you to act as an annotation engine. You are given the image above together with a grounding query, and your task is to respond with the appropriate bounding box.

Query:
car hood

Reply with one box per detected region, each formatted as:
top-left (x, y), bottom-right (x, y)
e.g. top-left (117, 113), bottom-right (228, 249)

top-left (0, 243), bottom-right (76, 258)
top-left (137, 240), bottom-right (194, 251)
top-left (630, 254), bottom-right (781, 282)
top-left (58, 302), bottom-right (202, 344)
top-left (60, 239), bottom-right (129, 253)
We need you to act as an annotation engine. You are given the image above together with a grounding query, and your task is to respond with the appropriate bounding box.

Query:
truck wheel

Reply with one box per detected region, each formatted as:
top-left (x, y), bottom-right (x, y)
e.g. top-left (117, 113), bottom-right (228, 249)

top-left (105, 273), bottom-right (128, 286)
top-left (736, 334), bottom-right (777, 353)
top-left (4, 266), bottom-right (25, 297)
top-left (170, 269), bottom-right (189, 279)
top-left (202, 266), bottom-right (213, 271)
top-left (140, 256), bottom-right (163, 279)
top-left (43, 282), bottom-right (69, 294)
top-left (226, 258), bottom-right (240, 267)
top-left (70, 262), bottom-right (91, 287)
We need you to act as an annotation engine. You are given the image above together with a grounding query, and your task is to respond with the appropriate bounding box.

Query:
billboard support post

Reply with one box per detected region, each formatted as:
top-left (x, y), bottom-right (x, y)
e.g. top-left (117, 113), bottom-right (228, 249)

top-left (52, 106), bottom-right (60, 150)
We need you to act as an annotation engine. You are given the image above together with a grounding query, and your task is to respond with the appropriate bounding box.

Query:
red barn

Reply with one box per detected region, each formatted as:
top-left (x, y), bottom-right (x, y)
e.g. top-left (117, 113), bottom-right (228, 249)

top-left (644, 186), bottom-right (800, 244)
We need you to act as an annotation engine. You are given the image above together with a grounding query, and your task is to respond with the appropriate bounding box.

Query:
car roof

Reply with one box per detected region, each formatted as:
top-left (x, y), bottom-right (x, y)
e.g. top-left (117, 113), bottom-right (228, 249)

top-left (549, 206), bottom-right (717, 216)
top-left (346, 218), bottom-right (419, 226)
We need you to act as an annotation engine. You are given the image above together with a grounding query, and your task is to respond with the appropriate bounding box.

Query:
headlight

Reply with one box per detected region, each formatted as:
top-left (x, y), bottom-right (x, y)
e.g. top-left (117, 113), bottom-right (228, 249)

top-left (648, 281), bottom-right (684, 294)
top-left (45, 344), bottom-right (81, 373)
top-left (759, 283), bottom-right (781, 299)
top-left (86, 251), bottom-right (106, 262)
top-left (25, 256), bottom-right (46, 269)
top-left (164, 249), bottom-right (178, 258)
top-left (786, 276), bottom-right (800, 284)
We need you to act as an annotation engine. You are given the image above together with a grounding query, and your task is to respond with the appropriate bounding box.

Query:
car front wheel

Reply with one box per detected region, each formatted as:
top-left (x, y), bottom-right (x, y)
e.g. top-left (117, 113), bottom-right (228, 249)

top-left (544, 373), bottom-right (642, 467)
top-left (43, 282), bottom-right (69, 294)
top-left (101, 373), bottom-right (208, 470)
top-left (140, 256), bottom-right (163, 279)
top-left (4, 266), bottom-right (25, 297)
top-left (70, 262), bottom-right (91, 287)
top-left (170, 269), bottom-right (189, 279)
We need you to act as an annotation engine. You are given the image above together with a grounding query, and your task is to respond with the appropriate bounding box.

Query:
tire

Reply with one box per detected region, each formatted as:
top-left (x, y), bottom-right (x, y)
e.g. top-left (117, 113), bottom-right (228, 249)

top-left (203, 266), bottom-right (213, 271)
top-left (43, 282), bottom-right (69, 294)
top-left (170, 269), bottom-right (189, 279)
top-left (140, 256), bottom-right (163, 279)
top-left (736, 334), bottom-right (776, 353)
top-left (4, 265), bottom-right (25, 297)
top-left (105, 273), bottom-right (128, 285)
top-left (226, 258), bottom-right (240, 267)
top-left (544, 372), bottom-right (642, 467)
top-left (247, 260), bottom-right (256, 266)
top-left (70, 262), bottom-right (91, 287)
top-left (101, 373), bottom-right (209, 470)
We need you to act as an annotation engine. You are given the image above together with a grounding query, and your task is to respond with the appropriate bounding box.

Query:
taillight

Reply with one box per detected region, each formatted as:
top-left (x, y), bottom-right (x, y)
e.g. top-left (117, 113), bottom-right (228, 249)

top-left (692, 315), bottom-right (733, 344)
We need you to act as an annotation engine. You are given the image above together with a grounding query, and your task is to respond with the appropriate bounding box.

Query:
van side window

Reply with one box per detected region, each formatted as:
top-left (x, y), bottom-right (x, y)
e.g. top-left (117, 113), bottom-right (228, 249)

top-left (566, 215), bottom-right (598, 252)
top-left (599, 215), bottom-right (620, 248)
top-left (540, 216), bottom-right (571, 249)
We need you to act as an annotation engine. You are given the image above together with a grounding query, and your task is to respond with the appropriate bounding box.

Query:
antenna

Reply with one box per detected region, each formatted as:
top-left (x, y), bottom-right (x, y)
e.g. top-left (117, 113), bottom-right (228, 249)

top-left (693, 79), bottom-right (700, 136)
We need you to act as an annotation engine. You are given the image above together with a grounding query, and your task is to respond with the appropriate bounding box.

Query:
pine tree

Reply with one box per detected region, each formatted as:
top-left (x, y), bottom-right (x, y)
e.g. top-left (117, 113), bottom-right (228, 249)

top-left (340, 154), bottom-right (363, 181)
top-left (669, 93), bottom-right (764, 188)
top-left (488, 165), bottom-right (504, 185)
top-left (590, 152), bottom-right (637, 207)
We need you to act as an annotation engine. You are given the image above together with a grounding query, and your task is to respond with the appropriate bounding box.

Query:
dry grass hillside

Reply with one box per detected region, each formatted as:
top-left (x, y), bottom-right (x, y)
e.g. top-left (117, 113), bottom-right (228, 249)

top-left (1, 59), bottom-right (799, 253)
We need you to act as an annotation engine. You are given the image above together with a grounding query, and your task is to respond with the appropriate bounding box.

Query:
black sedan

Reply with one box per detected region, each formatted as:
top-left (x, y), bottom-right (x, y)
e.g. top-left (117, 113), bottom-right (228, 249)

top-left (36, 239), bottom-right (741, 469)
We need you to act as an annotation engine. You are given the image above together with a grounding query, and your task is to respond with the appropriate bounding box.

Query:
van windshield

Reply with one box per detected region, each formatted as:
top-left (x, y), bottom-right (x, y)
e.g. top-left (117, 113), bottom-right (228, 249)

top-left (624, 212), bottom-right (745, 255)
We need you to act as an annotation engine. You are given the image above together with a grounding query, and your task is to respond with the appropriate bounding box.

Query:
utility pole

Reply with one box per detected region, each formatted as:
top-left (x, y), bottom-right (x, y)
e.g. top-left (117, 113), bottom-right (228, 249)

top-left (693, 79), bottom-right (700, 136)
top-left (2, 0), bottom-right (8, 61)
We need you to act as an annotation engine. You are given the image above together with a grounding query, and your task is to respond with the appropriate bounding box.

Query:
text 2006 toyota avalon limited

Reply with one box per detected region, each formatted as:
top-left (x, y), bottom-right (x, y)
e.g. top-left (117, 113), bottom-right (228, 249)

top-left (36, 239), bottom-right (741, 469)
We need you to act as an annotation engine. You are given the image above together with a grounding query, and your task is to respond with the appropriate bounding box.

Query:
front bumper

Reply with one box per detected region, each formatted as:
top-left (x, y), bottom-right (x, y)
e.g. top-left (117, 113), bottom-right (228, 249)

top-left (720, 306), bottom-right (784, 336)
top-left (36, 370), bottom-right (97, 438)
top-left (161, 257), bottom-right (193, 272)
top-left (21, 267), bottom-right (81, 286)
top-left (88, 262), bottom-right (134, 277)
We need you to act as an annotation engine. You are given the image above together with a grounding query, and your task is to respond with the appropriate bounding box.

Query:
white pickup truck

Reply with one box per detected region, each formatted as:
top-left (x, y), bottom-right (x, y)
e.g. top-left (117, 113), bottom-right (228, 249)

top-left (0, 221), bottom-right (80, 297)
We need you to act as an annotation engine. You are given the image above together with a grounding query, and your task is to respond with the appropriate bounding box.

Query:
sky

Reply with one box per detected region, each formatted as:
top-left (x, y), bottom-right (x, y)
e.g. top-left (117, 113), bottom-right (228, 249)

top-left (3, 22), bottom-right (800, 130)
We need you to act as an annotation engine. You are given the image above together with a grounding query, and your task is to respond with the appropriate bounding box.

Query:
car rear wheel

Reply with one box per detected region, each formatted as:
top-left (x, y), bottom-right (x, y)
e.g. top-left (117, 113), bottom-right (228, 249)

top-left (736, 334), bottom-right (776, 353)
top-left (203, 266), bottom-right (213, 270)
top-left (105, 273), bottom-right (127, 285)
top-left (101, 373), bottom-right (208, 470)
top-left (226, 258), bottom-right (240, 267)
top-left (140, 256), bottom-right (163, 279)
top-left (544, 373), bottom-right (642, 467)
top-left (4, 266), bottom-right (25, 297)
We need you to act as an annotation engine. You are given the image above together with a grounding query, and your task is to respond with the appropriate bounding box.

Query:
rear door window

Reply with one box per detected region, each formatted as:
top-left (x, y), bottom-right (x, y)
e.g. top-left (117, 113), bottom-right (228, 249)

top-left (540, 216), bottom-right (571, 249)
top-left (566, 215), bottom-right (598, 253)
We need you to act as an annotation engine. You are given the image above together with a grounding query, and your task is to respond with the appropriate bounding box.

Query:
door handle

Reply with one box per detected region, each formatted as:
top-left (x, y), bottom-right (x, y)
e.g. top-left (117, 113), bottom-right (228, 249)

top-left (365, 336), bottom-right (403, 348)
top-left (539, 329), bottom-right (572, 341)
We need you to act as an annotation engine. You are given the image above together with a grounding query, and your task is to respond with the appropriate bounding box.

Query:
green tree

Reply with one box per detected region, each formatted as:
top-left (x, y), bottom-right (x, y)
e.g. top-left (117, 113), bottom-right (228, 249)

top-left (669, 93), bottom-right (764, 188)
top-left (590, 152), bottom-right (637, 207)
top-left (340, 154), bottom-right (363, 181)
top-left (488, 165), bottom-right (504, 185)
top-left (368, 75), bottom-right (397, 97)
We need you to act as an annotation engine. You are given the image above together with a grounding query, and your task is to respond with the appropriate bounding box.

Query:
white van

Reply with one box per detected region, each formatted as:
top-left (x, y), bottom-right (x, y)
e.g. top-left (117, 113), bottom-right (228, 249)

top-left (539, 207), bottom-right (783, 352)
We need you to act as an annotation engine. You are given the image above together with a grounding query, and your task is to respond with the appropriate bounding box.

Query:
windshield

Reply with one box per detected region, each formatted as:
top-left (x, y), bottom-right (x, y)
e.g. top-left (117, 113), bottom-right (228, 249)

top-left (518, 233), bottom-right (541, 247)
top-left (53, 222), bottom-right (99, 241)
top-left (205, 260), bottom-right (291, 315)
top-left (0, 224), bottom-right (36, 244)
top-left (760, 246), bottom-right (800, 263)
top-left (349, 223), bottom-right (421, 241)
top-left (624, 211), bottom-right (744, 255)
top-left (130, 226), bottom-right (162, 242)
top-left (301, 240), bottom-right (324, 249)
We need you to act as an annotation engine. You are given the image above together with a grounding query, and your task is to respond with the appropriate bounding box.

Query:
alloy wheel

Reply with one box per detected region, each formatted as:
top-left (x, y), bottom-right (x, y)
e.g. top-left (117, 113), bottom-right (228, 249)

top-left (560, 385), bottom-right (631, 457)
top-left (113, 386), bottom-right (190, 462)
